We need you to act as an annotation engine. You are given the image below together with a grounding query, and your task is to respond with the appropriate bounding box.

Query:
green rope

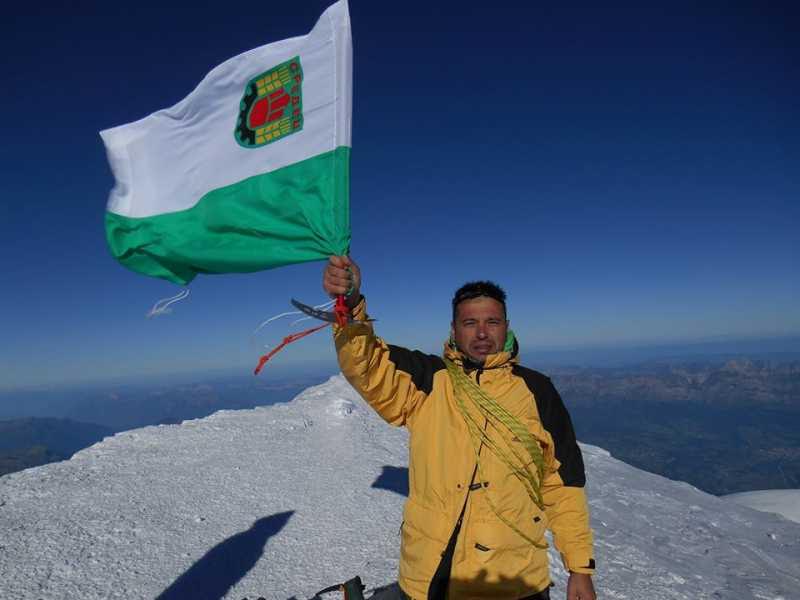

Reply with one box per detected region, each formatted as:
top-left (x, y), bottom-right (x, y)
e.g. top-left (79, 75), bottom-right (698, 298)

top-left (445, 357), bottom-right (548, 549)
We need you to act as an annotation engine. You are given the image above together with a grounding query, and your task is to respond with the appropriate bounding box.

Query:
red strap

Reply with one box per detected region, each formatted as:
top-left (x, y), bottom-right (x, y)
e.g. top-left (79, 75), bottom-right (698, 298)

top-left (253, 321), bottom-right (330, 375)
top-left (334, 294), bottom-right (349, 327)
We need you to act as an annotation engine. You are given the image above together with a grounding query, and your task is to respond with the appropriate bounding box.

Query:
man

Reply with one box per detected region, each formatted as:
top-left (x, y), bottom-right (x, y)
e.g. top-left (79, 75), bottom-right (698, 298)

top-left (324, 256), bottom-right (596, 600)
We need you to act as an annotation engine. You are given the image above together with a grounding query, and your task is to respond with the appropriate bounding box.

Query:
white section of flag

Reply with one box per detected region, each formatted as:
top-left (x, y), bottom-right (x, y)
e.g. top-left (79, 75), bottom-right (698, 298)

top-left (100, 0), bottom-right (352, 219)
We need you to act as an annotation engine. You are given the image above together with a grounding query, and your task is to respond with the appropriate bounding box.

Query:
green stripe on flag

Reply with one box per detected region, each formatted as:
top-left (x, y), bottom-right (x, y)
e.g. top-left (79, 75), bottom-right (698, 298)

top-left (105, 146), bottom-right (350, 285)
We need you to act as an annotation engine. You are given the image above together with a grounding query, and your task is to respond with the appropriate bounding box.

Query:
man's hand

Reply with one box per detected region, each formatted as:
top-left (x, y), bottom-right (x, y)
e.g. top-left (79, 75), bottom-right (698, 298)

top-left (566, 572), bottom-right (596, 600)
top-left (323, 255), bottom-right (362, 309)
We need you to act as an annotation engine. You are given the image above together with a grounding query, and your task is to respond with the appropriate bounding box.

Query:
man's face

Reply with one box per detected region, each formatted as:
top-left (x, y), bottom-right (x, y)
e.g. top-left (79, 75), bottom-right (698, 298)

top-left (451, 296), bottom-right (509, 365)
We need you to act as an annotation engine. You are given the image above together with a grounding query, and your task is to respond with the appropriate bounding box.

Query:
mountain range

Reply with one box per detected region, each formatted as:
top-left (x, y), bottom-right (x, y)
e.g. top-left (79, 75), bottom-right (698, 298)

top-left (549, 359), bottom-right (800, 495)
top-left (550, 358), bottom-right (800, 409)
top-left (2, 359), bottom-right (798, 495)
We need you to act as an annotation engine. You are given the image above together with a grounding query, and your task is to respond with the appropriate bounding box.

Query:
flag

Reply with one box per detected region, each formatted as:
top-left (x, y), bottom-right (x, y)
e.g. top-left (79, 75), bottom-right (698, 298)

top-left (101, 1), bottom-right (352, 285)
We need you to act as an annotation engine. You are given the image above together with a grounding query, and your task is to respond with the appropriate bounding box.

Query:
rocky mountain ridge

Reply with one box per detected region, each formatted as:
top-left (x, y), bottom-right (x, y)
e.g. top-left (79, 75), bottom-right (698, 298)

top-left (552, 359), bottom-right (799, 409)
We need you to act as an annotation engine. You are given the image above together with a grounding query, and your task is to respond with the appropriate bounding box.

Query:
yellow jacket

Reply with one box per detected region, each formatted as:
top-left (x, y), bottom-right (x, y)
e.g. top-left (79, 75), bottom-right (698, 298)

top-left (335, 299), bottom-right (594, 600)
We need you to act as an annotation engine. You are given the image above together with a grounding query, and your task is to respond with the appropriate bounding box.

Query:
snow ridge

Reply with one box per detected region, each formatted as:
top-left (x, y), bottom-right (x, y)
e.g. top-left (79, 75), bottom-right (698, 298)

top-left (1, 375), bottom-right (798, 599)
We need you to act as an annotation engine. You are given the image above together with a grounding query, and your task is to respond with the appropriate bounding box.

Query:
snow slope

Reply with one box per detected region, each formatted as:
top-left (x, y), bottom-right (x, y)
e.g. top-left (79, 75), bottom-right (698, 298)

top-left (725, 490), bottom-right (800, 525)
top-left (1, 375), bottom-right (799, 599)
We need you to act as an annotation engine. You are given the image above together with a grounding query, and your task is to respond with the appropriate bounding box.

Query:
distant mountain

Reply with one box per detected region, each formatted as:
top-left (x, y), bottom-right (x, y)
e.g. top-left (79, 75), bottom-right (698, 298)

top-left (0, 418), bottom-right (114, 478)
top-left (551, 359), bottom-right (800, 409)
top-left (550, 360), bottom-right (800, 495)
top-left (0, 374), bottom-right (328, 431)
top-left (0, 417), bottom-right (114, 455)
top-left (64, 376), bottom-right (328, 430)
top-left (0, 375), bottom-right (329, 478)
top-left (0, 445), bottom-right (60, 478)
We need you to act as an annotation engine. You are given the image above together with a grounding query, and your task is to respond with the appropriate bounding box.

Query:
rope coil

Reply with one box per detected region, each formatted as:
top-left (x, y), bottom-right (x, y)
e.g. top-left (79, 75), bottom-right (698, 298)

top-left (444, 357), bottom-right (548, 549)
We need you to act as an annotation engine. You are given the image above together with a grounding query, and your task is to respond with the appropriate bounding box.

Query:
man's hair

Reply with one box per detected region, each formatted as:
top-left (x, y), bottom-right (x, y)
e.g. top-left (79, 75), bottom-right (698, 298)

top-left (452, 281), bottom-right (507, 320)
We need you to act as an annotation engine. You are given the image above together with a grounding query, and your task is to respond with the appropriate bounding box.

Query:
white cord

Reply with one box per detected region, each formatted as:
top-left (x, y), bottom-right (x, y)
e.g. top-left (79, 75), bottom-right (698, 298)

top-left (146, 288), bottom-right (190, 318)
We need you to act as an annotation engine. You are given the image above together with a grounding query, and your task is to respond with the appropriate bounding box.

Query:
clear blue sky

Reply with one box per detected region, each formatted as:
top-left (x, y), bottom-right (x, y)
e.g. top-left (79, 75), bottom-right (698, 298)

top-left (1, 1), bottom-right (798, 390)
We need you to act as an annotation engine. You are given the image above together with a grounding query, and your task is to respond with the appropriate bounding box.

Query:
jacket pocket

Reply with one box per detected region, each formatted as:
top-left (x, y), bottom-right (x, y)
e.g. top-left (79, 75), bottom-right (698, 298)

top-left (466, 510), bottom-right (548, 565)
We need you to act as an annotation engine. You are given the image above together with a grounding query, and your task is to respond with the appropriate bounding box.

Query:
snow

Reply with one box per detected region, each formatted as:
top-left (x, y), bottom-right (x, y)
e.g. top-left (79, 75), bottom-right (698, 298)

top-left (724, 490), bottom-right (800, 525)
top-left (1, 375), bottom-right (799, 599)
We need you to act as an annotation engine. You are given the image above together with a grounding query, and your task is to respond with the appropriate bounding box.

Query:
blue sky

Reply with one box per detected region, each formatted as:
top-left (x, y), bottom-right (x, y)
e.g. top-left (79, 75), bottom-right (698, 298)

top-left (1, 1), bottom-right (798, 390)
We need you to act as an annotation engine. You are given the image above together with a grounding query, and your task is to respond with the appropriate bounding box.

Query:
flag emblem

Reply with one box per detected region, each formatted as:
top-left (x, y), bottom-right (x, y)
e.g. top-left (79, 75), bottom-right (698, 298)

top-left (235, 57), bottom-right (304, 148)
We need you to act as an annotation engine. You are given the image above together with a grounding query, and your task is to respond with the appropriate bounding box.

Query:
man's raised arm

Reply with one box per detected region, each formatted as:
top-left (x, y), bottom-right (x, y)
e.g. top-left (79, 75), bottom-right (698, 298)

top-left (324, 256), bottom-right (440, 428)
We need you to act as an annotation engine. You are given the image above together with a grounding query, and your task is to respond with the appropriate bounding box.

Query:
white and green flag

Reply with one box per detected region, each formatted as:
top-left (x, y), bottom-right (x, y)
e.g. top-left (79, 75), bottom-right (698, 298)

top-left (101, 0), bottom-right (352, 285)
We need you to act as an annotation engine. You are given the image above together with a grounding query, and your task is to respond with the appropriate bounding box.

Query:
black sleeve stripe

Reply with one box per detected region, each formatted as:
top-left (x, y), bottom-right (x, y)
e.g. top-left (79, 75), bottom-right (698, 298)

top-left (387, 345), bottom-right (446, 396)
top-left (512, 365), bottom-right (587, 487)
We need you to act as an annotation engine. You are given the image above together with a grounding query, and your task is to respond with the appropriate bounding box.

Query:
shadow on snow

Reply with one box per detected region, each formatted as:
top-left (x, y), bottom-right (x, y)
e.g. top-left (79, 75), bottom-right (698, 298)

top-left (371, 465), bottom-right (409, 497)
top-left (156, 510), bottom-right (294, 600)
